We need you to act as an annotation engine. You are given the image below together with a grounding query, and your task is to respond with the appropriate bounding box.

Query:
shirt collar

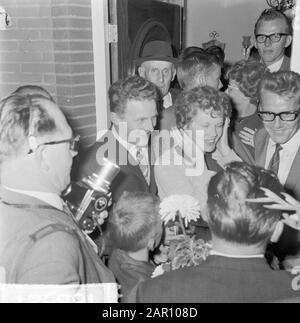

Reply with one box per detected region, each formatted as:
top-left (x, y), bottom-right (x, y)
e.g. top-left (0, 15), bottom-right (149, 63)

top-left (267, 56), bottom-right (284, 73)
top-left (163, 92), bottom-right (173, 109)
top-left (210, 250), bottom-right (265, 259)
top-left (2, 185), bottom-right (64, 211)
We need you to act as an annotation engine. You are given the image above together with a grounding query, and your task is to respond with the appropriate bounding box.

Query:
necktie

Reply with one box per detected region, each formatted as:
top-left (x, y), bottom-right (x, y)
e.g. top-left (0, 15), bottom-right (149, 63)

top-left (136, 147), bottom-right (150, 185)
top-left (268, 144), bottom-right (282, 175)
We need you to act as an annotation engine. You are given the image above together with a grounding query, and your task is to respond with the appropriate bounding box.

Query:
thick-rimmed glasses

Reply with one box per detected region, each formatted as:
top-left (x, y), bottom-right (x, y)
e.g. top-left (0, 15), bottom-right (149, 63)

top-left (28, 135), bottom-right (80, 155)
top-left (255, 33), bottom-right (289, 44)
top-left (258, 110), bottom-right (300, 122)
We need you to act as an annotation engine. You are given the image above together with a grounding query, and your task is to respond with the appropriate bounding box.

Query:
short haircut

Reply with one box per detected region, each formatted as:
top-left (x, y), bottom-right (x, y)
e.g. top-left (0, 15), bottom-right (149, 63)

top-left (108, 191), bottom-right (161, 252)
top-left (227, 60), bottom-right (267, 106)
top-left (0, 94), bottom-right (62, 161)
top-left (109, 75), bottom-right (159, 115)
top-left (175, 86), bottom-right (232, 129)
top-left (205, 45), bottom-right (225, 67)
top-left (207, 162), bottom-right (284, 246)
top-left (254, 9), bottom-right (293, 35)
top-left (12, 85), bottom-right (54, 102)
top-left (258, 71), bottom-right (300, 105)
top-left (177, 52), bottom-right (221, 91)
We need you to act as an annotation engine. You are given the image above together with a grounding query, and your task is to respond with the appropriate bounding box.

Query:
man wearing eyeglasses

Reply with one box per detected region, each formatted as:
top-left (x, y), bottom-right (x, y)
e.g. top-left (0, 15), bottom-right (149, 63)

top-left (0, 94), bottom-right (115, 290)
top-left (254, 9), bottom-right (293, 72)
top-left (255, 71), bottom-right (300, 267)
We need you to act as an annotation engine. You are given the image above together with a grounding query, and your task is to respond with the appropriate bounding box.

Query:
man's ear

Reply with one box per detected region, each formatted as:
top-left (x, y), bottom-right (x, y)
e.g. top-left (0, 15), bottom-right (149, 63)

top-left (171, 66), bottom-right (177, 82)
top-left (38, 146), bottom-right (51, 173)
top-left (270, 221), bottom-right (284, 243)
top-left (138, 65), bottom-right (146, 78)
top-left (201, 206), bottom-right (209, 223)
top-left (285, 35), bottom-right (293, 48)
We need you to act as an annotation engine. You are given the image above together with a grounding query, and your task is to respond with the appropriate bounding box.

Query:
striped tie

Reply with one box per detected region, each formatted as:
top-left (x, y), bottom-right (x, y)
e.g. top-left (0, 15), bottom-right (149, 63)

top-left (136, 148), bottom-right (150, 185)
top-left (268, 144), bottom-right (282, 175)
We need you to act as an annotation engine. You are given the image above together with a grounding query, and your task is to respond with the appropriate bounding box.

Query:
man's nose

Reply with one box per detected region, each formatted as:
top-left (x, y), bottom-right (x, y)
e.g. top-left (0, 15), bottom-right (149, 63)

top-left (158, 71), bottom-right (164, 83)
top-left (264, 37), bottom-right (272, 47)
top-left (273, 115), bottom-right (283, 128)
top-left (144, 119), bottom-right (154, 131)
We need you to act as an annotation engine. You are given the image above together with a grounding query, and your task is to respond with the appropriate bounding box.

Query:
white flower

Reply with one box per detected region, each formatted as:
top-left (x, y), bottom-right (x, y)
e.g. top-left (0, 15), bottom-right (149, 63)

top-left (160, 195), bottom-right (201, 227)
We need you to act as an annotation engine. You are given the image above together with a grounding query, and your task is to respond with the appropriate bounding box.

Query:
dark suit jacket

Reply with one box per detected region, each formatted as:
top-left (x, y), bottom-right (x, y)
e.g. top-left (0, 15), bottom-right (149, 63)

top-left (279, 55), bottom-right (291, 71)
top-left (0, 188), bottom-right (115, 284)
top-left (255, 128), bottom-right (300, 257)
top-left (254, 128), bottom-right (300, 200)
top-left (135, 256), bottom-right (298, 303)
top-left (78, 131), bottom-right (157, 203)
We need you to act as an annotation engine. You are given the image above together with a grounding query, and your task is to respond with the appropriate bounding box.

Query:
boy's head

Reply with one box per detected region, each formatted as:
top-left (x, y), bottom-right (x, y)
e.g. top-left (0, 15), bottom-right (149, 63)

top-left (108, 191), bottom-right (163, 253)
top-left (206, 162), bottom-right (284, 249)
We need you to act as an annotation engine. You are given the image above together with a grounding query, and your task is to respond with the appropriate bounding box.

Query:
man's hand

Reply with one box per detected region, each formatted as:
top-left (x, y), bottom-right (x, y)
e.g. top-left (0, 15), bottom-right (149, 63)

top-left (239, 127), bottom-right (255, 148)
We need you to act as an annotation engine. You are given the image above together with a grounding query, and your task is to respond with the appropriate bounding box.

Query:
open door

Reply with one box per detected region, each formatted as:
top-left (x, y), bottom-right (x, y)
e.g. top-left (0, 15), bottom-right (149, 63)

top-left (109, 0), bottom-right (186, 82)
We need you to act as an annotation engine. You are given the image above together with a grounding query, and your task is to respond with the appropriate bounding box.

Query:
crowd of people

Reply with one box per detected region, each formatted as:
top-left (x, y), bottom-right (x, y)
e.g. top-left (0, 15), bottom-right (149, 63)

top-left (1, 8), bottom-right (300, 303)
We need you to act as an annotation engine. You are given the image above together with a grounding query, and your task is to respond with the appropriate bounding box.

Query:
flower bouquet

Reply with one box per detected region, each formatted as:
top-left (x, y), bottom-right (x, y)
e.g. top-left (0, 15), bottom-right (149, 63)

top-left (153, 195), bottom-right (211, 277)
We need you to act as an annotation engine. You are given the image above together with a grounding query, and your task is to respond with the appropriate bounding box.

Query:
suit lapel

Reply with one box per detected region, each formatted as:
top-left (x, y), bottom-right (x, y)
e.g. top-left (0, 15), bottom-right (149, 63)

top-left (255, 128), bottom-right (269, 168)
top-left (285, 147), bottom-right (300, 192)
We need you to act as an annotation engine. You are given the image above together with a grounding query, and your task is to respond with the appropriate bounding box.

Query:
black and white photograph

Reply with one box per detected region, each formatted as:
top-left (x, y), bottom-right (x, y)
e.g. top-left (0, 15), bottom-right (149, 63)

top-left (0, 0), bottom-right (300, 305)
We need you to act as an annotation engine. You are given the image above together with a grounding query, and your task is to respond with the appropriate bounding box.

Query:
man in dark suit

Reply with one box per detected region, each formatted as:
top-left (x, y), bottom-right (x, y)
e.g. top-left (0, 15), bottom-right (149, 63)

top-left (135, 162), bottom-right (298, 303)
top-left (253, 71), bottom-right (300, 263)
top-left (78, 76), bottom-right (159, 203)
top-left (253, 9), bottom-right (292, 72)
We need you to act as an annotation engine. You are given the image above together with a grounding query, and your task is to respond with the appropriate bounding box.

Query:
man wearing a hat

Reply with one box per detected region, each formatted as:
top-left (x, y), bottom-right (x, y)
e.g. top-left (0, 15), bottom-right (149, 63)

top-left (136, 41), bottom-right (178, 110)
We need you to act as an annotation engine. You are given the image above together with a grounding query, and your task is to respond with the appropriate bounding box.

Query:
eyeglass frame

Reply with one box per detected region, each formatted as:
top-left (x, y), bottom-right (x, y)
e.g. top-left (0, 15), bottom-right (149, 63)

top-left (257, 109), bottom-right (300, 122)
top-left (27, 135), bottom-right (80, 155)
top-left (255, 33), bottom-right (290, 44)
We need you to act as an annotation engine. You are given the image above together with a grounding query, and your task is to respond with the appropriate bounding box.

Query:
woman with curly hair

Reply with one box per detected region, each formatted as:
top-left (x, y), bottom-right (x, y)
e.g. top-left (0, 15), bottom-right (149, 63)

top-left (154, 86), bottom-right (241, 239)
top-left (226, 60), bottom-right (268, 162)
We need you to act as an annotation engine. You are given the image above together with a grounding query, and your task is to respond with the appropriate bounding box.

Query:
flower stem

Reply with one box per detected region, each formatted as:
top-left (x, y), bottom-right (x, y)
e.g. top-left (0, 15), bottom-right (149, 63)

top-left (178, 213), bottom-right (187, 236)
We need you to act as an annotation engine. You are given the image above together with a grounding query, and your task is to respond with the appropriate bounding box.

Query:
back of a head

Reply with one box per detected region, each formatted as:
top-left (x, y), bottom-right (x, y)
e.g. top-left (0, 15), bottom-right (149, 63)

top-left (108, 191), bottom-right (161, 253)
top-left (0, 94), bottom-right (63, 163)
top-left (258, 71), bottom-right (300, 104)
top-left (254, 9), bottom-right (293, 35)
top-left (227, 60), bottom-right (267, 106)
top-left (207, 162), bottom-right (284, 246)
top-left (175, 86), bottom-right (232, 130)
top-left (109, 75), bottom-right (159, 115)
top-left (177, 52), bottom-right (221, 91)
top-left (12, 85), bottom-right (54, 102)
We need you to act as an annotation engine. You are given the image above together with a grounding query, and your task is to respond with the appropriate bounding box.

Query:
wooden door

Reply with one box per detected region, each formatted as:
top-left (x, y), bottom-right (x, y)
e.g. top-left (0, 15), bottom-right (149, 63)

top-left (109, 0), bottom-right (186, 82)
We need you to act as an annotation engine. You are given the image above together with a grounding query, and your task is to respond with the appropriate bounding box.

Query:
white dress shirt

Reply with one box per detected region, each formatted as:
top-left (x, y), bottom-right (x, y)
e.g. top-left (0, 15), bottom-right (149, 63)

top-left (163, 92), bottom-right (173, 109)
top-left (210, 250), bottom-right (265, 259)
top-left (265, 128), bottom-right (300, 185)
top-left (267, 56), bottom-right (284, 73)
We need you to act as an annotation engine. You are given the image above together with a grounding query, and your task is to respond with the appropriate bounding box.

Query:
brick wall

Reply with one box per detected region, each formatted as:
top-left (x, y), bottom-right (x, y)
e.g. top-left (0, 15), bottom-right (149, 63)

top-left (0, 0), bottom-right (57, 100)
top-left (0, 0), bottom-right (97, 147)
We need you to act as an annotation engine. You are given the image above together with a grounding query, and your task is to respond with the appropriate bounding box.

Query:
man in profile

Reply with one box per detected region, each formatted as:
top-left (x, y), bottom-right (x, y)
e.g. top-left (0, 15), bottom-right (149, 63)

top-left (0, 94), bottom-right (114, 288)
